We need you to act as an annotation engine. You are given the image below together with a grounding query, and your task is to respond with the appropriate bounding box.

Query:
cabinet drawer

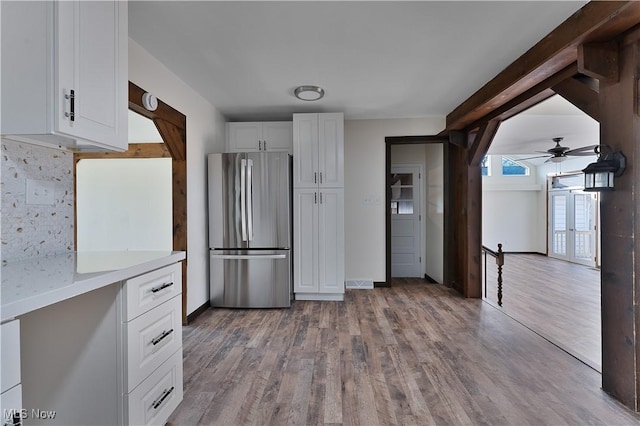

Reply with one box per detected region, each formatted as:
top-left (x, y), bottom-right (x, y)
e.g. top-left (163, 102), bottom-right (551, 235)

top-left (125, 296), bottom-right (182, 392)
top-left (1, 384), bottom-right (23, 425)
top-left (125, 349), bottom-right (183, 426)
top-left (1, 320), bottom-right (20, 394)
top-left (124, 263), bottom-right (182, 321)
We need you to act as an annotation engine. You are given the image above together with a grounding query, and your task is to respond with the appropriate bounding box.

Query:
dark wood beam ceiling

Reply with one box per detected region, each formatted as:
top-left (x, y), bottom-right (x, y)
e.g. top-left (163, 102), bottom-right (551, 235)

top-left (446, 1), bottom-right (640, 131)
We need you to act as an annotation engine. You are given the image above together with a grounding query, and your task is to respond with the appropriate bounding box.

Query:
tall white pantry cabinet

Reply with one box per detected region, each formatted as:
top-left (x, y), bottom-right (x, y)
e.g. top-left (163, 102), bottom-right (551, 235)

top-left (293, 113), bottom-right (345, 301)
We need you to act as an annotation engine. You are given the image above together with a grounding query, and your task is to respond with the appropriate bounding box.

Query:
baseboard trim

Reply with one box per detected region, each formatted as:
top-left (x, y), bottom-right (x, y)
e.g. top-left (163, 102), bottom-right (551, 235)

top-left (424, 274), bottom-right (438, 284)
top-left (503, 251), bottom-right (546, 256)
top-left (374, 281), bottom-right (390, 288)
top-left (186, 300), bottom-right (210, 324)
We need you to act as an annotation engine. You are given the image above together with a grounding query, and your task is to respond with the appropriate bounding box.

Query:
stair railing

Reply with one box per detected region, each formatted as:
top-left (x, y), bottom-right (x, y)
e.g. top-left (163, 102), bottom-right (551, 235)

top-left (482, 243), bottom-right (504, 306)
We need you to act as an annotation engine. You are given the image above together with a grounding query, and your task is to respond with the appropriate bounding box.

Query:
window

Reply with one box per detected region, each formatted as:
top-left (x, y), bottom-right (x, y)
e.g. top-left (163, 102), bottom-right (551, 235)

top-left (390, 172), bottom-right (414, 215)
top-left (501, 156), bottom-right (529, 176)
top-left (481, 155), bottom-right (490, 176)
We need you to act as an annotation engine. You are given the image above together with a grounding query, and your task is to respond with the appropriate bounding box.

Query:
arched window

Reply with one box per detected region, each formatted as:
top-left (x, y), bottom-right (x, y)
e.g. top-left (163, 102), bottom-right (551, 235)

top-left (501, 156), bottom-right (529, 176)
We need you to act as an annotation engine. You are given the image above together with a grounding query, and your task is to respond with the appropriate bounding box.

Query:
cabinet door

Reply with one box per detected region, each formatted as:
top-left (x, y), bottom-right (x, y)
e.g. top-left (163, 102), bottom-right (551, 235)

top-left (318, 189), bottom-right (345, 294)
top-left (56, 1), bottom-right (127, 150)
top-left (293, 114), bottom-right (319, 188)
top-left (318, 113), bottom-right (344, 188)
top-left (227, 122), bottom-right (261, 152)
top-left (262, 122), bottom-right (293, 152)
top-left (293, 189), bottom-right (319, 293)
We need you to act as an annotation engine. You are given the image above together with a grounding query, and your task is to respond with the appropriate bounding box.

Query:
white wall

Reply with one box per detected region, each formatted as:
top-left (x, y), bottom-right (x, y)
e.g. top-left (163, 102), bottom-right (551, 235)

top-left (76, 158), bottom-right (173, 251)
top-left (344, 117), bottom-right (445, 283)
top-left (483, 155), bottom-right (597, 254)
top-left (425, 144), bottom-right (444, 283)
top-left (129, 39), bottom-right (226, 315)
top-left (482, 156), bottom-right (542, 252)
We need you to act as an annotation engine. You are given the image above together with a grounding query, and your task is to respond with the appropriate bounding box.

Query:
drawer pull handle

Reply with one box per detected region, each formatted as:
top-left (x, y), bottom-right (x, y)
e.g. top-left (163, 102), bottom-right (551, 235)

top-left (151, 329), bottom-right (174, 346)
top-left (152, 386), bottom-right (175, 410)
top-left (151, 281), bottom-right (174, 293)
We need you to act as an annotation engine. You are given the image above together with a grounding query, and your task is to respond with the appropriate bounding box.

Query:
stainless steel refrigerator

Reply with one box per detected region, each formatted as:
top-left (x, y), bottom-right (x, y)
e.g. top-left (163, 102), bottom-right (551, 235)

top-left (208, 152), bottom-right (292, 308)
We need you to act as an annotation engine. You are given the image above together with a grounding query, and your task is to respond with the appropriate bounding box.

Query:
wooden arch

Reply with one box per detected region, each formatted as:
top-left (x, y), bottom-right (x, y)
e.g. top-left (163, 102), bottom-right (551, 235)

top-left (441, 1), bottom-right (640, 410)
top-left (75, 81), bottom-right (188, 323)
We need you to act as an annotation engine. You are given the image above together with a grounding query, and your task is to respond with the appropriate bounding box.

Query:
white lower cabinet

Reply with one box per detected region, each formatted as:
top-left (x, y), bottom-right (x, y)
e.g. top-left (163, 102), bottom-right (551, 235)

top-left (125, 349), bottom-right (183, 426)
top-left (293, 188), bottom-right (345, 300)
top-left (1, 320), bottom-right (22, 426)
top-left (0, 384), bottom-right (22, 426)
top-left (17, 263), bottom-right (183, 426)
top-left (124, 296), bottom-right (182, 393)
top-left (122, 263), bottom-right (183, 426)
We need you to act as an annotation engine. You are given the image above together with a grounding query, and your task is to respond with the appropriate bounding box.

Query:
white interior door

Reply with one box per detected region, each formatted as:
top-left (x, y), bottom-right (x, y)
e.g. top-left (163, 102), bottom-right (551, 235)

top-left (391, 165), bottom-right (422, 277)
top-left (549, 190), bottom-right (597, 267)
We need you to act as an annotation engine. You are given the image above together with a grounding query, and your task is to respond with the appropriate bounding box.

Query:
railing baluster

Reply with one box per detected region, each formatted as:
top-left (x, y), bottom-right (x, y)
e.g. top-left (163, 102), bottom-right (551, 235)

top-left (497, 243), bottom-right (504, 307)
top-left (481, 243), bottom-right (504, 306)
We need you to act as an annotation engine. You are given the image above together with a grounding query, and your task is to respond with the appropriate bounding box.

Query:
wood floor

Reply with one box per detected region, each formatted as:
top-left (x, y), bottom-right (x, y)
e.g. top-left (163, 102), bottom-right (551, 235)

top-left (168, 280), bottom-right (639, 426)
top-left (483, 253), bottom-right (601, 371)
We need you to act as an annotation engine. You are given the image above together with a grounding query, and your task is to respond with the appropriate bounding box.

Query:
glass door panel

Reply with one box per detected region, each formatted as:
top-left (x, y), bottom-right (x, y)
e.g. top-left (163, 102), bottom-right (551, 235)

top-left (549, 190), bottom-right (597, 267)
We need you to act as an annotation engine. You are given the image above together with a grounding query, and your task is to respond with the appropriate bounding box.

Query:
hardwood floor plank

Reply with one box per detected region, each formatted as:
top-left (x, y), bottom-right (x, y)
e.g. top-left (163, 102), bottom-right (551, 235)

top-left (484, 253), bottom-right (601, 370)
top-left (169, 280), bottom-right (640, 426)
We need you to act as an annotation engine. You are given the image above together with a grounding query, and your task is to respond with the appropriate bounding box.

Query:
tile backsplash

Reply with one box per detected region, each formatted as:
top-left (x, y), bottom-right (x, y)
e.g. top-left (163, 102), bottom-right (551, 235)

top-left (1, 139), bottom-right (74, 263)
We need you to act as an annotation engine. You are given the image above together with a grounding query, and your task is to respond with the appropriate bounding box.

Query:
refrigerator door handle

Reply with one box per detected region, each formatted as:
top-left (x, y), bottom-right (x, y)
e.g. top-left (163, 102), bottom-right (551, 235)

top-left (240, 158), bottom-right (247, 241)
top-left (247, 159), bottom-right (254, 241)
top-left (210, 254), bottom-right (287, 260)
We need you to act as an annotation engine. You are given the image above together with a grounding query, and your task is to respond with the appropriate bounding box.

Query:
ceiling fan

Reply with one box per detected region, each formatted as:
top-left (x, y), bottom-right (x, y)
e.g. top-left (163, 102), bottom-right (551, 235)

top-left (518, 137), bottom-right (597, 163)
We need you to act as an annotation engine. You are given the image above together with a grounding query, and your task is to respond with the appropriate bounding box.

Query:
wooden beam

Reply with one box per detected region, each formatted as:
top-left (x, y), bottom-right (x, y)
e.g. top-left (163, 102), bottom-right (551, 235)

top-left (599, 32), bottom-right (640, 412)
top-left (129, 82), bottom-right (186, 130)
top-left (468, 120), bottom-right (501, 166)
top-left (446, 1), bottom-right (640, 131)
top-left (552, 77), bottom-right (601, 121)
top-left (385, 135), bottom-right (447, 144)
top-left (75, 143), bottom-right (170, 160)
top-left (465, 65), bottom-right (578, 132)
top-left (449, 131), bottom-right (467, 148)
top-left (578, 41), bottom-right (620, 82)
top-left (154, 118), bottom-right (186, 161)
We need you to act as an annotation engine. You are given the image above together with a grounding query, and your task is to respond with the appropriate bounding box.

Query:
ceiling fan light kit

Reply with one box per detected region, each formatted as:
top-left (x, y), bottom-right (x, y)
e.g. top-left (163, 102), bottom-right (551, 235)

top-left (582, 144), bottom-right (626, 192)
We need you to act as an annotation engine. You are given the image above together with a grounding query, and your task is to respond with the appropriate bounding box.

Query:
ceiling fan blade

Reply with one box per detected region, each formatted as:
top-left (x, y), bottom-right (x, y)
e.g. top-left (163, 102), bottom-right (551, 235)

top-left (516, 155), bottom-right (550, 161)
top-left (567, 151), bottom-right (598, 156)
top-left (566, 145), bottom-right (598, 155)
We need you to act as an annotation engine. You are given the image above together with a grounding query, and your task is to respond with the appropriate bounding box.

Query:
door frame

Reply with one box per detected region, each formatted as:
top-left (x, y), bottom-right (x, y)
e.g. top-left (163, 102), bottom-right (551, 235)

top-left (384, 136), bottom-right (447, 286)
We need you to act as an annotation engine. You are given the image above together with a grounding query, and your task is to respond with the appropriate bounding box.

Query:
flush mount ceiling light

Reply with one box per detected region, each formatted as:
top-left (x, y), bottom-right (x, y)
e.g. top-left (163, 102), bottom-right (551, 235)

top-left (294, 85), bottom-right (325, 101)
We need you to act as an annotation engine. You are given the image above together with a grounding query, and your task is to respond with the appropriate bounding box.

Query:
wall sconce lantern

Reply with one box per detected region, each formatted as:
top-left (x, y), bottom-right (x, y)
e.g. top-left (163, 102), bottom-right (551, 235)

top-left (582, 144), bottom-right (626, 192)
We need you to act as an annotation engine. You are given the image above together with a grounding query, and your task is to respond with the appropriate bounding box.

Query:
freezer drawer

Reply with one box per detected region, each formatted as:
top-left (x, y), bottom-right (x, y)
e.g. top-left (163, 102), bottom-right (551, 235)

top-left (210, 250), bottom-right (291, 308)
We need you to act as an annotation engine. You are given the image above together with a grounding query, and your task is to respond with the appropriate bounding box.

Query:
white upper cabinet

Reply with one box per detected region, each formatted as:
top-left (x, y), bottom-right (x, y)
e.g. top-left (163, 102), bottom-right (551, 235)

top-left (1, 0), bottom-right (128, 152)
top-left (293, 113), bottom-right (344, 188)
top-left (226, 121), bottom-right (293, 153)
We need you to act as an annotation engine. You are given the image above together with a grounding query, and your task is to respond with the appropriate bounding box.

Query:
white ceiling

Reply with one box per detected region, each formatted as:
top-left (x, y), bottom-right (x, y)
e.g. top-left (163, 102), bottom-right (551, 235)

top-left (128, 1), bottom-right (587, 123)
top-left (489, 95), bottom-right (599, 164)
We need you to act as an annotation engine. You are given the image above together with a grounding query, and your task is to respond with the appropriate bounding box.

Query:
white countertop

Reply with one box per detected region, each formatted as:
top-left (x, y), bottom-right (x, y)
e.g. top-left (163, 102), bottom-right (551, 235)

top-left (1, 251), bottom-right (186, 322)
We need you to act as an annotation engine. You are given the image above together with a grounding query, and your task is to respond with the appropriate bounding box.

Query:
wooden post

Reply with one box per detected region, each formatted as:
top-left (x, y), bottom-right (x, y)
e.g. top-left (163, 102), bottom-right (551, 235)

top-left (598, 32), bottom-right (640, 411)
